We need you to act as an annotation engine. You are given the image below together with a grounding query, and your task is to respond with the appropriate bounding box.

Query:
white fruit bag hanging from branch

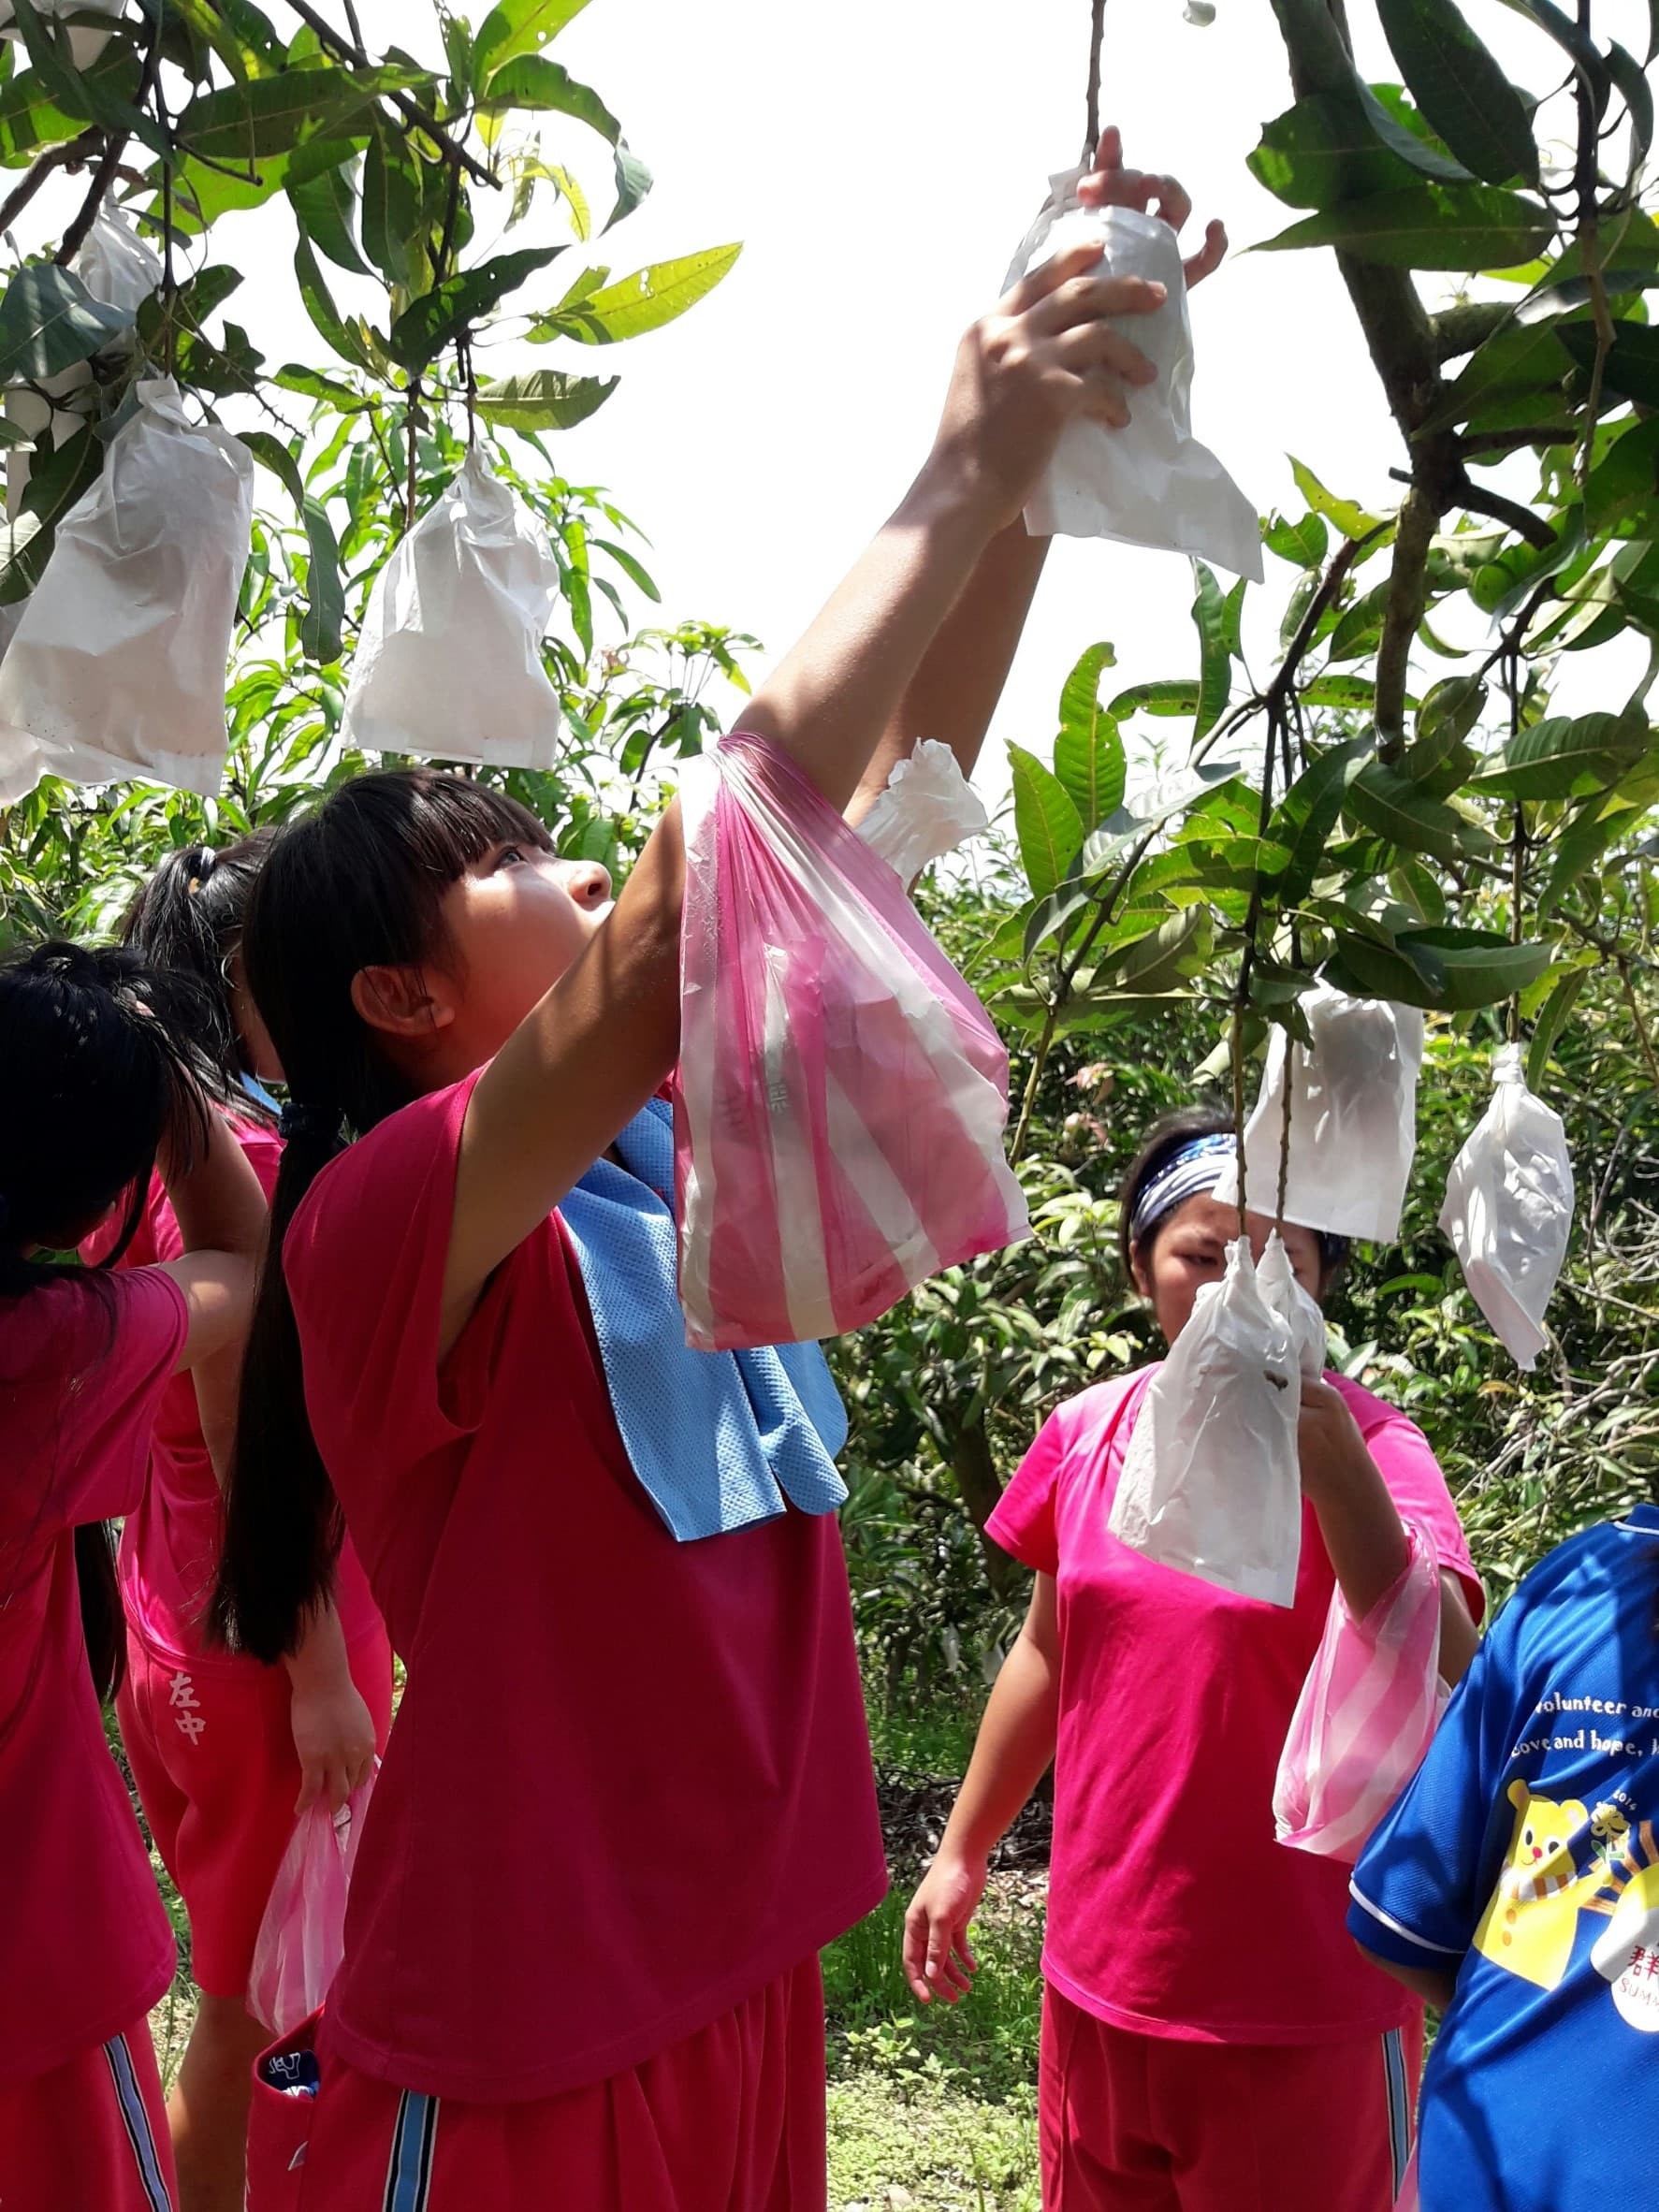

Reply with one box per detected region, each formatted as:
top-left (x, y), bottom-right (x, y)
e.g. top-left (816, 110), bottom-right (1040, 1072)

top-left (1214, 985), bottom-right (1425, 1244)
top-left (1257, 1229), bottom-right (1327, 1383)
top-left (341, 447), bottom-right (563, 769)
top-left (855, 737), bottom-right (989, 886)
top-left (1439, 1043), bottom-right (1574, 1371)
top-left (76, 202), bottom-right (163, 324)
top-left (1001, 168), bottom-right (1261, 581)
top-left (1109, 1237), bottom-right (1304, 1608)
top-left (0, 376), bottom-right (254, 806)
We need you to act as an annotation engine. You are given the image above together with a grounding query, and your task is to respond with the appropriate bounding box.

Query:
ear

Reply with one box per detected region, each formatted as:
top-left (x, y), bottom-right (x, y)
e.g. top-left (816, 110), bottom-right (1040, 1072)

top-left (1129, 1244), bottom-right (1153, 1300)
top-left (350, 962), bottom-right (456, 1041)
top-left (1508, 1781), bottom-right (1532, 1812)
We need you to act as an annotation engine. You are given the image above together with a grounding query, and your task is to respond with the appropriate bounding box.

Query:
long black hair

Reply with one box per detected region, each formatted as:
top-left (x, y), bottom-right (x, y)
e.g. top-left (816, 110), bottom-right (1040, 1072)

top-left (0, 939), bottom-right (210, 1699)
top-left (120, 831), bottom-right (278, 1120)
top-left (211, 769), bottom-right (553, 1664)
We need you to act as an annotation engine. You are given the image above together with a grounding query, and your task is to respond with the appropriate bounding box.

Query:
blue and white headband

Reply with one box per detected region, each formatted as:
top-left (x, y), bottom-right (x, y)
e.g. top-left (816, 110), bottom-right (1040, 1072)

top-left (1129, 1133), bottom-right (1235, 1245)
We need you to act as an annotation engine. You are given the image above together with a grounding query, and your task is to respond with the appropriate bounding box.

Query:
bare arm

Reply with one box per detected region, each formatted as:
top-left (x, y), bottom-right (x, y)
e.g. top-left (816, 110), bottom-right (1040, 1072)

top-left (903, 1574), bottom-right (1060, 2002)
top-left (1355, 1942), bottom-right (1458, 2013)
top-left (153, 1108), bottom-right (266, 1374)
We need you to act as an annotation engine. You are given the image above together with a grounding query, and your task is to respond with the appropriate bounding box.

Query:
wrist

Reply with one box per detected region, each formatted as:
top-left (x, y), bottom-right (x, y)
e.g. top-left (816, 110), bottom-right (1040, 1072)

top-left (898, 450), bottom-right (1016, 541)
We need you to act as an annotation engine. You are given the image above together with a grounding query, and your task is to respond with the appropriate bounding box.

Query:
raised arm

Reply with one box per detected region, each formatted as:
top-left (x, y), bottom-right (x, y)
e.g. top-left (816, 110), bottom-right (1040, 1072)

top-left (440, 248), bottom-right (1145, 1351)
top-left (153, 1107), bottom-right (266, 1381)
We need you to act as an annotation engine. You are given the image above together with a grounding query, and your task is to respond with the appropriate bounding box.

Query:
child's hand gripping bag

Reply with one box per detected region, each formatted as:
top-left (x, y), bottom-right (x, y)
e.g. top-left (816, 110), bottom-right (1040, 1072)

top-left (0, 375), bottom-right (254, 805)
top-left (1001, 167), bottom-right (1261, 581)
top-left (340, 446), bottom-right (563, 769)
top-left (675, 731), bottom-right (1028, 1352)
top-left (1108, 1237), bottom-right (1303, 1608)
top-left (1439, 1041), bottom-right (1574, 1371)
top-left (1273, 1520), bottom-right (1445, 1864)
top-left (855, 736), bottom-right (989, 886)
top-left (1215, 985), bottom-right (1425, 1244)
top-left (249, 1773), bottom-right (376, 2039)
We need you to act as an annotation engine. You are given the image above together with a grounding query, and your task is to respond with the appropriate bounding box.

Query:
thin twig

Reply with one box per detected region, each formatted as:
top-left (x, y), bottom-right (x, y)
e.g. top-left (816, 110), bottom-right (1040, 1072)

top-left (54, 6), bottom-right (165, 269)
top-left (1083, 0), bottom-right (1107, 164)
top-left (1274, 1021), bottom-right (1295, 1228)
top-left (1506, 645), bottom-right (1526, 1045)
top-left (1460, 477), bottom-right (1558, 551)
top-left (403, 375), bottom-right (421, 532)
top-left (280, 0), bottom-right (498, 189)
top-left (0, 131), bottom-right (101, 239)
top-left (1621, 959), bottom-right (1659, 1099)
top-left (1572, 0), bottom-right (1615, 491)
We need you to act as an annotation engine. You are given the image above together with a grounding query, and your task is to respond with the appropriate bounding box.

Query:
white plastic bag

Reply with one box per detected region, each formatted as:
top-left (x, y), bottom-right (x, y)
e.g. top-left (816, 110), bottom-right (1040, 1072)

top-left (75, 201), bottom-right (162, 323)
top-left (1109, 1237), bottom-right (1303, 1607)
top-left (1439, 1042), bottom-right (1574, 1371)
top-left (1215, 985), bottom-right (1425, 1243)
top-left (248, 1776), bottom-right (374, 2038)
top-left (0, 0), bottom-right (123, 67)
top-left (340, 447), bottom-right (563, 769)
top-left (1257, 1229), bottom-right (1327, 1382)
top-left (855, 737), bottom-right (989, 885)
top-left (1002, 169), bottom-right (1261, 581)
top-left (1273, 1520), bottom-right (1445, 1863)
top-left (0, 376), bottom-right (254, 805)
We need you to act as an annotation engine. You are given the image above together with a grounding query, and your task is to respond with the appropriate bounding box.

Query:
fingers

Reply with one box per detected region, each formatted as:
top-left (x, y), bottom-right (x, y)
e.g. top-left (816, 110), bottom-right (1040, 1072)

top-left (294, 1761), bottom-right (321, 1817)
top-left (1050, 319), bottom-right (1157, 387)
top-left (1026, 271), bottom-right (1166, 338)
top-left (902, 1902), bottom-right (934, 2003)
top-left (1184, 217), bottom-right (1229, 290)
top-left (1149, 172), bottom-right (1193, 234)
top-left (1091, 123), bottom-right (1124, 180)
top-left (1000, 236), bottom-right (1106, 319)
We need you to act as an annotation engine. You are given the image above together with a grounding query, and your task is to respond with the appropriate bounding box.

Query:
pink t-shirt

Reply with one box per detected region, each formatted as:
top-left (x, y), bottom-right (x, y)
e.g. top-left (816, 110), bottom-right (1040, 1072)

top-left (90, 1129), bottom-right (381, 1670)
top-left (987, 1365), bottom-right (1482, 2046)
top-left (284, 1074), bottom-right (887, 2103)
top-left (0, 1268), bottom-right (185, 2080)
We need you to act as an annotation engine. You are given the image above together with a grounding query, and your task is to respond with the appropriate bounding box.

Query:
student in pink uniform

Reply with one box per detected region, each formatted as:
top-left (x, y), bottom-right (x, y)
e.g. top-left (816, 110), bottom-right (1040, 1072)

top-left (904, 1105), bottom-right (1487, 2212)
top-left (0, 940), bottom-right (267, 2212)
top-left (213, 135), bottom-right (1227, 2212)
top-left (99, 843), bottom-right (395, 2212)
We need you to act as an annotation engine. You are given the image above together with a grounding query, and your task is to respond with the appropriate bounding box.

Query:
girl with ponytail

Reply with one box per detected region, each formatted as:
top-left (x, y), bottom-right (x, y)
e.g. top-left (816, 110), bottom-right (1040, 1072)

top-left (214, 146), bottom-right (1204, 2211)
top-left (0, 940), bottom-right (265, 2212)
top-left (96, 838), bottom-right (393, 2212)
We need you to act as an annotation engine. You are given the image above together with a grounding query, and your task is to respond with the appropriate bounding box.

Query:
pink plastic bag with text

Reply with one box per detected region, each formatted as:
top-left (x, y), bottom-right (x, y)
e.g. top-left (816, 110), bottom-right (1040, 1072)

top-left (1273, 1520), bottom-right (1446, 1865)
top-left (675, 733), bottom-right (1028, 1351)
top-left (248, 1773), bottom-right (374, 2037)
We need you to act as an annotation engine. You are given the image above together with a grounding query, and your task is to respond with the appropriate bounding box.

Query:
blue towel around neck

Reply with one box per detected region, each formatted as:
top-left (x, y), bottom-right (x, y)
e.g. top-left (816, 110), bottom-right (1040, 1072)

top-left (559, 1097), bottom-right (849, 1542)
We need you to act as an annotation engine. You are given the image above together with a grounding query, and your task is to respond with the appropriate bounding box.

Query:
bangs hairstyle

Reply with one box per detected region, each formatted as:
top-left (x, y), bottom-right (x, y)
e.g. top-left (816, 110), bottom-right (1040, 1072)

top-left (0, 939), bottom-right (211, 1700)
top-left (120, 829), bottom-right (278, 1119)
top-left (214, 768), bottom-right (554, 1665)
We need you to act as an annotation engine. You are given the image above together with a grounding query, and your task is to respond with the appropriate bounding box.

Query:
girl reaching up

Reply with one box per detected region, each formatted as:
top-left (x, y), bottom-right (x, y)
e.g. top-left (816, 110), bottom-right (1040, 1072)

top-left (94, 840), bottom-right (394, 2212)
top-left (216, 129), bottom-right (1214, 2212)
top-left (0, 942), bottom-right (266, 2212)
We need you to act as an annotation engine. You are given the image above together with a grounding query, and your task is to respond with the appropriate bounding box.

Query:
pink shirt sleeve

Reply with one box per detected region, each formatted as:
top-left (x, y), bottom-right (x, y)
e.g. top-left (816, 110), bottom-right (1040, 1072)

top-left (1334, 1377), bottom-right (1484, 1622)
top-left (284, 1075), bottom-right (494, 1487)
top-left (986, 1409), bottom-right (1067, 1577)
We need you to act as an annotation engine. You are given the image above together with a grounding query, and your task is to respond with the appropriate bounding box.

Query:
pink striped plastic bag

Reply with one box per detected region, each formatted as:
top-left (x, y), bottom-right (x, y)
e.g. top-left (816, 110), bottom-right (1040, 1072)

top-left (675, 733), bottom-right (1028, 1352)
top-left (1273, 1520), bottom-right (1446, 1864)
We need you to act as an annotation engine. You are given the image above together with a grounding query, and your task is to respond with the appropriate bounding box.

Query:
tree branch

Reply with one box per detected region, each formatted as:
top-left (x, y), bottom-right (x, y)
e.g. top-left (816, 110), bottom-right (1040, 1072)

top-left (53, 8), bottom-right (164, 269)
top-left (280, 0), bottom-right (498, 189)
top-left (1457, 477), bottom-right (1559, 550)
top-left (1433, 300), bottom-right (1514, 363)
top-left (1461, 423), bottom-right (1576, 456)
top-left (1375, 487), bottom-right (1434, 763)
top-left (0, 130), bottom-right (101, 240)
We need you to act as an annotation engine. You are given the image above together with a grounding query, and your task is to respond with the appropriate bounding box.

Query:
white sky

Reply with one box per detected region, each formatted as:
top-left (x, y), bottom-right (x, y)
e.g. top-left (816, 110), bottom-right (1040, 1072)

top-left (9, 0), bottom-right (1655, 801)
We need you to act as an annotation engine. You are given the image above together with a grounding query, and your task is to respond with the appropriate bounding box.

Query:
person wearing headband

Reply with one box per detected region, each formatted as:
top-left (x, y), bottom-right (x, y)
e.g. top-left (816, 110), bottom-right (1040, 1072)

top-left (906, 1101), bottom-right (1483, 2212)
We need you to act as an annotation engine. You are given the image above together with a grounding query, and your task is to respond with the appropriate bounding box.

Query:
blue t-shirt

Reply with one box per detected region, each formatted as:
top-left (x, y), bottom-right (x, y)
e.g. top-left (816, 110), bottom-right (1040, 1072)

top-left (1348, 1506), bottom-right (1659, 2211)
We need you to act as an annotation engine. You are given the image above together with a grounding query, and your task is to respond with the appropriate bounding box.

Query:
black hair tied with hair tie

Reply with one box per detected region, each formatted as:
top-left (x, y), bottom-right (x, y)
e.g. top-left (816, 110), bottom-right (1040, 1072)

top-left (187, 845), bottom-right (216, 894)
top-left (277, 1100), bottom-right (344, 1145)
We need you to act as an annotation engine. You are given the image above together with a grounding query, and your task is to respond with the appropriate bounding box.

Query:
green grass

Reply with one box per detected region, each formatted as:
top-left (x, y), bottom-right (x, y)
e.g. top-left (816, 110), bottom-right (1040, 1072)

top-left (865, 1698), bottom-right (981, 1779)
top-left (827, 2069), bottom-right (1039, 2211)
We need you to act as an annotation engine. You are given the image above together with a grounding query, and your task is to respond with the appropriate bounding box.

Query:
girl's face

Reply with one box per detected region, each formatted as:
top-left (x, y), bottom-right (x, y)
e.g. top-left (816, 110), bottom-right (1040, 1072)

top-left (422, 837), bottom-right (613, 1070)
top-left (1132, 1191), bottom-right (1324, 1346)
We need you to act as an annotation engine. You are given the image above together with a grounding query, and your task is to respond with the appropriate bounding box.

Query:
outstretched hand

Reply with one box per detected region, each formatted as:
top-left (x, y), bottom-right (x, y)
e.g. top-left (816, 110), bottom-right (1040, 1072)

top-left (1079, 123), bottom-right (1228, 290)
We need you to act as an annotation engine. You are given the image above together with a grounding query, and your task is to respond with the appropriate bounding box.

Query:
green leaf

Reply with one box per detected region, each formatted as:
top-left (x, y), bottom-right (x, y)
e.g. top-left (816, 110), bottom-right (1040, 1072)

top-left (1559, 319), bottom-right (1659, 410)
top-left (360, 116), bottom-right (424, 288)
top-left (288, 147), bottom-right (370, 276)
top-left (175, 65), bottom-right (401, 162)
top-left (1493, 0), bottom-right (1610, 103)
top-left (1095, 907), bottom-right (1210, 997)
top-left (238, 427), bottom-right (306, 509)
top-left (1343, 760), bottom-right (1493, 862)
top-left (0, 421), bottom-right (99, 603)
top-left (479, 54), bottom-right (618, 140)
top-left (299, 496), bottom-right (343, 662)
top-left (1327, 576), bottom-right (1392, 662)
top-left (1526, 967), bottom-right (1588, 1088)
top-left (0, 39), bottom-right (141, 165)
top-left (1054, 644), bottom-right (1125, 830)
top-left (1419, 321), bottom-right (1575, 432)
top-left (1586, 417), bottom-right (1659, 532)
top-left (1608, 42), bottom-right (1655, 171)
top-left (536, 244), bottom-right (742, 344)
top-left (294, 234), bottom-right (378, 371)
top-left (592, 537), bottom-right (659, 601)
top-left (1358, 80), bottom-right (1475, 183)
top-left (1248, 92), bottom-right (1425, 209)
top-left (1189, 560), bottom-right (1230, 739)
top-left (272, 361), bottom-right (361, 407)
top-left (1300, 673), bottom-right (1378, 709)
top-left (388, 245), bottom-right (559, 370)
top-left (1288, 457), bottom-right (1384, 541)
top-left (1258, 183), bottom-right (1554, 270)
top-left (1275, 736), bottom-right (1371, 904)
top-left (609, 139), bottom-right (652, 230)
top-left (1106, 677), bottom-right (1201, 718)
top-left (474, 0), bottom-right (592, 79)
top-left (1009, 745), bottom-right (1084, 898)
top-left (1468, 710), bottom-right (1650, 798)
top-left (1263, 509), bottom-right (1328, 567)
top-left (474, 368), bottom-right (618, 431)
top-left (1023, 879), bottom-right (1099, 962)
top-left (0, 261), bottom-right (129, 382)
top-left (1536, 796), bottom-right (1642, 914)
top-left (1375, 0), bottom-right (1539, 186)
top-left (1396, 927), bottom-right (1552, 1010)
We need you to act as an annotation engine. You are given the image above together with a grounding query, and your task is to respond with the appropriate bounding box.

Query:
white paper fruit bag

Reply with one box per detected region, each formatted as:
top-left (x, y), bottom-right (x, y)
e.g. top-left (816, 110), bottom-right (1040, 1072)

top-left (855, 737), bottom-right (989, 885)
top-left (1257, 1229), bottom-right (1327, 1382)
top-left (1002, 167), bottom-right (1261, 580)
top-left (1439, 1043), bottom-right (1574, 1371)
top-left (0, 376), bottom-right (254, 804)
top-left (1215, 985), bottom-right (1425, 1244)
top-left (1109, 1237), bottom-right (1303, 1607)
top-left (341, 447), bottom-right (563, 769)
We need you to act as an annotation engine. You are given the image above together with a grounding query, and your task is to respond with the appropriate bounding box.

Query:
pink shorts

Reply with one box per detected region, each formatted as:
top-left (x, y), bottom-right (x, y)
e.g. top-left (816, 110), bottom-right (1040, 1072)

top-left (0, 2020), bottom-right (177, 2212)
top-left (246, 1957), bottom-right (828, 2212)
top-left (118, 1626), bottom-right (394, 2000)
top-left (1040, 1984), bottom-right (1421, 2212)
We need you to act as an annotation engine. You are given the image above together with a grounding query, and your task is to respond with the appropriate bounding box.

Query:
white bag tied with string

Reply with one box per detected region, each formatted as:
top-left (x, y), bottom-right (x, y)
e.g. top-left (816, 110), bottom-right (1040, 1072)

top-left (0, 376), bottom-right (254, 805)
top-left (1214, 985), bottom-right (1425, 1244)
top-left (1001, 168), bottom-right (1261, 581)
top-left (341, 446), bottom-right (563, 769)
top-left (855, 737), bottom-right (989, 886)
top-left (1258, 1228), bottom-right (1328, 1383)
top-left (1109, 1236), bottom-right (1303, 1608)
top-left (1439, 1042), bottom-right (1574, 1371)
